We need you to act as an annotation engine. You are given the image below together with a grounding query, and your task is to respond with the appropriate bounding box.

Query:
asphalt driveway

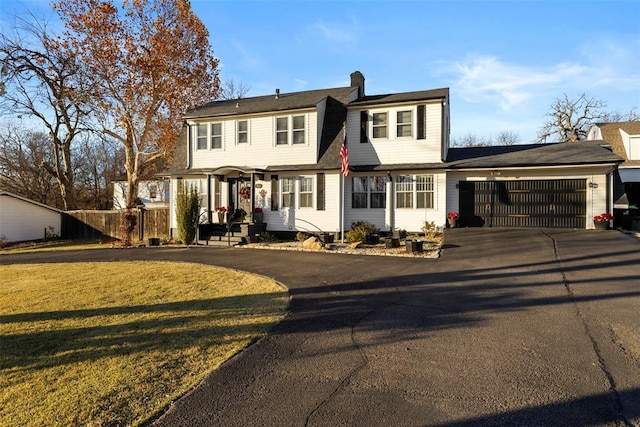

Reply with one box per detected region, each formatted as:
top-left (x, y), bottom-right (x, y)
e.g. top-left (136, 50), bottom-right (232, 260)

top-left (2, 229), bottom-right (639, 426)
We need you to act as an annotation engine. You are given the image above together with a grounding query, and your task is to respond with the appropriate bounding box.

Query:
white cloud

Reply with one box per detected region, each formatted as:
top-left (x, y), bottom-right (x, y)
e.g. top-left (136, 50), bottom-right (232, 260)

top-left (312, 20), bottom-right (358, 44)
top-left (437, 40), bottom-right (640, 112)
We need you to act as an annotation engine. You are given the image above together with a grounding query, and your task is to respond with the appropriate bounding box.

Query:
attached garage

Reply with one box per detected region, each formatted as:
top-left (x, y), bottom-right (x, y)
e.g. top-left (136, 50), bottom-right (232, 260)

top-left (445, 142), bottom-right (623, 229)
top-left (458, 179), bottom-right (586, 228)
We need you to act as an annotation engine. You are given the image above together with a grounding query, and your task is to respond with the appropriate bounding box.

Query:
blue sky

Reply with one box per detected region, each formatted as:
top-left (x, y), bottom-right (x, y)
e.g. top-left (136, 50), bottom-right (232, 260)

top-left (3, 0), bottom-right (639, 143)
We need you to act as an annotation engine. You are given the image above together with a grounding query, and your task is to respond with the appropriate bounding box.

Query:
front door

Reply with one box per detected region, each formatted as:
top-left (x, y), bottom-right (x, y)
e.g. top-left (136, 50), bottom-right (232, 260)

top-left (230, 179), bottom-right (252, 221)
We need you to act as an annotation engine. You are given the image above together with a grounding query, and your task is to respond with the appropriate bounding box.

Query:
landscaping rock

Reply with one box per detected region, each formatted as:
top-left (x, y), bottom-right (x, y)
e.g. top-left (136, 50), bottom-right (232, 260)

top-left (302, 236), bottom-right (323, 250)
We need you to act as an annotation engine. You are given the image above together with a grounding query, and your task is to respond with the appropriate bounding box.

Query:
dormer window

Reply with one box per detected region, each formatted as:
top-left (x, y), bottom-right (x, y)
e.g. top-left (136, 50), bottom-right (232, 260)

top-left (397, 110), bottom-right (412, 137)
top-left (372, 112), bottom-right (387, 139)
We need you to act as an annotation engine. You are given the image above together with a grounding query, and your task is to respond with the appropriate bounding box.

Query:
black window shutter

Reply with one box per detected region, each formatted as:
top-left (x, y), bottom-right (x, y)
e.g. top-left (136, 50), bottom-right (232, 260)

top-left (316, 173), bottom-right (325, 211)
top-left (270, 175), bottom-right (279, 211)
top-left (417, 105), bottom-right (426, 140)
top-left (360, 111), bottom-right (368, 143)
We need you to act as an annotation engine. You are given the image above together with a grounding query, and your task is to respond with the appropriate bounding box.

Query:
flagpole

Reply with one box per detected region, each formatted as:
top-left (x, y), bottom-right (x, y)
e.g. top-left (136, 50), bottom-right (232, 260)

top-left (341, 170), bottom-right (344, 243)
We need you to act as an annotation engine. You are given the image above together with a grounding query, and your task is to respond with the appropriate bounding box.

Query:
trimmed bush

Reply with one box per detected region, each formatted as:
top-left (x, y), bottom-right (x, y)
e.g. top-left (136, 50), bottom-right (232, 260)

top-left (176, 183), bottom-right (201, 245)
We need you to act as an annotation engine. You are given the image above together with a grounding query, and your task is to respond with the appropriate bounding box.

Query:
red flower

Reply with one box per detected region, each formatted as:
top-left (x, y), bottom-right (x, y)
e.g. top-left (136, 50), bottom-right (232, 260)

top-left (448, 212), bottom-right (459, 220)
top-left (254, 207), bottom-right (263, 213)
top-left (593, 213), bottom-right (613, 221)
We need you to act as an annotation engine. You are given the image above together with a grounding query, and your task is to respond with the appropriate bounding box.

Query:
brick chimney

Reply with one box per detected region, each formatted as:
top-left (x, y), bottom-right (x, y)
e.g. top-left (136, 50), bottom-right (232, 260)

top-left (350, 71), bottom-right (365, 98)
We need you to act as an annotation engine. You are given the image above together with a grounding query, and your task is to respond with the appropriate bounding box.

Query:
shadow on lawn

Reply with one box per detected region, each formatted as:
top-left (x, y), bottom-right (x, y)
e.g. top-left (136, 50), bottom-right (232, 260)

top-left (0, 293), bottom-right (286, 372)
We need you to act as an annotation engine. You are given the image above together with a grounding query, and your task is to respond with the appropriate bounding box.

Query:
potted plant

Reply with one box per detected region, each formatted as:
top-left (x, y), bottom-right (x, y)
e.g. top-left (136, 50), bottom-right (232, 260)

top-left (593, 212), bottom-right (613, 230)
top-left (447, 211), bottom-right (459, 228)
top-left (254, 207), bottom-right (264, 223)
top-left (214, 206), bottom-right (228, 224)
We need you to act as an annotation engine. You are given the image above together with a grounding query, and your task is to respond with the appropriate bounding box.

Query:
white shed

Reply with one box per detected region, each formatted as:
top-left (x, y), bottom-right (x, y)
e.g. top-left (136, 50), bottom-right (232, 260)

top-left (0, 192), bottom-right (62, 243)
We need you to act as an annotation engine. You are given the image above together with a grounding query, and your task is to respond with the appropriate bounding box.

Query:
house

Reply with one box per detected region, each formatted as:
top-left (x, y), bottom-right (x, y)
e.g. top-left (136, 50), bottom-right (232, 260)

top-left (587, 121), bottom-right (640, 228)
top-left (112, 179), bottom-right (170, 210)
top-left (0, 191), bottom-right (62, 242)
top-left (163, 71), bottom-right (622, 237)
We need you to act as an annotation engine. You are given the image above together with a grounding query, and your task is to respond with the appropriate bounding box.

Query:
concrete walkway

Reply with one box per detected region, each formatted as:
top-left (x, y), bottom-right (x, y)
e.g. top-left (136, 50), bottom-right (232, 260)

top-left (3, 229), bottom-right (639, 426)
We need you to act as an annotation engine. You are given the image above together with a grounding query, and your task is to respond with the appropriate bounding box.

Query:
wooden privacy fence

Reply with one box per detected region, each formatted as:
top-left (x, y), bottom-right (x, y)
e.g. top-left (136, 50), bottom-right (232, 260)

top-left (63, 208), bottom-right (169, 242)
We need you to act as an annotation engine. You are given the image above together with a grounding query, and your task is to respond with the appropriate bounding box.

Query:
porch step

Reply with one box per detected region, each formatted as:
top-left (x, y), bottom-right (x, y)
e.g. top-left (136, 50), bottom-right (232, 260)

top-left (198, 237), bottom-right (244, 247)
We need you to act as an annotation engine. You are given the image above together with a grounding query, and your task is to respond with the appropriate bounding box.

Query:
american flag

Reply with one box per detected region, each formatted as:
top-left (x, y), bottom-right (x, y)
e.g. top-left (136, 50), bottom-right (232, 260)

top-left (339, 130), bottom-right (349, 177)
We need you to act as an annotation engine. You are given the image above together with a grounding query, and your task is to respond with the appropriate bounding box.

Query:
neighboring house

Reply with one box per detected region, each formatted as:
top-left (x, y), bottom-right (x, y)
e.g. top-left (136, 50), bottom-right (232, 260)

top-left (163, 71), bottom-right (622, 236)
top-left (587, 122), bottom-right (640, 212)
top-left (112, 179), bottom-right (170, 210)
top-left (0, 191), bottom-right (62, 242)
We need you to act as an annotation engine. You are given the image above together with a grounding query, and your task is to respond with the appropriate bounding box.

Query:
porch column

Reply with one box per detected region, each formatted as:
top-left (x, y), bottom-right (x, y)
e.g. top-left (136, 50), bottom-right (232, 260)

top-left (386, 175), bottom-right (394, 233)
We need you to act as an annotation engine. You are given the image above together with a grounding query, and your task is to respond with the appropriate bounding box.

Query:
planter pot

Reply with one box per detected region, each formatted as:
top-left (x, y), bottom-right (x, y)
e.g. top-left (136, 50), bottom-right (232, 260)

top-left (254, 212), bottom-right (264, 223)
top-left (594, 220), bottom-right (609, 230)
top-left (218, 212), bottom-right (225, 224)
top-left (320, 233), bottom-right (334, 244)
top-left (448, 218), bottom-right (458, 228)
top-left (405, 240), bottom-right (423, 253)
top-left (367, 234), bottom-right (380, 245)
top-left (385, 237), bottom-right (400, 248)
top-left (147, 237), bottom-right (160, 246)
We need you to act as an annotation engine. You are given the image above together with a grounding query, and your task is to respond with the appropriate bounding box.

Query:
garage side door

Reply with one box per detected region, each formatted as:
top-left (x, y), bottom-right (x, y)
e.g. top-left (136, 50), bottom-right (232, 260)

top-left (458, 179), bottom-right (586, 228)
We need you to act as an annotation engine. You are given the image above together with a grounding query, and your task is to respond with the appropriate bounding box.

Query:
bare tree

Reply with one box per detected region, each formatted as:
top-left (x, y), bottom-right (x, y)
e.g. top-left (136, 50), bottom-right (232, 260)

top-left (600, 107), bottom-right (640, 123)
top-left (537, 93), bottom-right (607, 143)
top-left (0, 122), bottom-right (63, 207)
top-left (495, 131), bottom-right (521, 146)
top-left (451, 133), bottom-right (492, 147)
top-left (218, 78), bottom-right (251, 100)
top-left (0, 15), bottom-right (90, 209)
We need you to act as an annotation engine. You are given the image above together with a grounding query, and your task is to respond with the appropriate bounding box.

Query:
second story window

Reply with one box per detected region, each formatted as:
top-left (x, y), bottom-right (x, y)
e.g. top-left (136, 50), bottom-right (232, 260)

top-left (196, 124), bottom-right (208, 150)
top-left (292, 115), bottom-right (305, 144)
top-left (211, 123), bottom-right (222, 149)
top-left (372, 112), bottom-right (387, 139)
top-left (276, 115), bottom-right (307, 145)
top-left (237, 120), bottom-right (248, 144)
top-left (276, 117), bottom-right (288, 145)
top-left (397, 110), bottom-right (412, 137)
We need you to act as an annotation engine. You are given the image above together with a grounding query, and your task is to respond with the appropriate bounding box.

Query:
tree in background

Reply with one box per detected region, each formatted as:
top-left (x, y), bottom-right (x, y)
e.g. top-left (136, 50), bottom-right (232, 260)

top-left (0, 122), bottom-right (62, 207)
top-left (451, 131), bottom-right (521, 147)
top-left (0, 16), bottom-right (90, 210)
top-left (495, 130), bottom-right (521, 146)
top-left (218, 78), bottom-right (251, 100)
top-left (175, 182), bottom-right (200, 245)
top-left (51, 0), bottom-right (220, 211)
top-left (537, 93), bottom-right (607, 143)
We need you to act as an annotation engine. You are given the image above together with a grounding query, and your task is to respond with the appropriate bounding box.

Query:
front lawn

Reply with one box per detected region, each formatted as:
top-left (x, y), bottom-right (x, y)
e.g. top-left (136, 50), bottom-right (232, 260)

top-left (0, 261), bottom-right (288, 426)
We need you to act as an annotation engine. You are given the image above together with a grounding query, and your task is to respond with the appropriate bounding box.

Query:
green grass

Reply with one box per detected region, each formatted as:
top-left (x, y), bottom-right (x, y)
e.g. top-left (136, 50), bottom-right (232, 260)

top-left (0, 261), bottom-right (288, 426)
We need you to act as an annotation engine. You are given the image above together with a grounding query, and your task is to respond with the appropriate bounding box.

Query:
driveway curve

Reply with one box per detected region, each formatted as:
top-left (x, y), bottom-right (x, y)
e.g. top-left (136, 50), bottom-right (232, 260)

top-left (2, 229), bottom-right (639, 426)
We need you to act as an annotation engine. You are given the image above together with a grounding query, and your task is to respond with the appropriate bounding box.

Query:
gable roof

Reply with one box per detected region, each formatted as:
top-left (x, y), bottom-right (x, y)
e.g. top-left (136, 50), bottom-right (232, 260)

top-left (184, 87), bottom-right (355, 119)
top-left (446, 141), bottom-right (623, 169)
top-left (0, 191), bottom-right (62, 213)
top-left (592, 121), bottom-right (640, 166)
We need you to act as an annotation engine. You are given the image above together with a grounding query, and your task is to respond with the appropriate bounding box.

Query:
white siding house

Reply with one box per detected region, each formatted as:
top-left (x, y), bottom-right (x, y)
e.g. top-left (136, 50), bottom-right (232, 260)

top-left (163, 71), bottom-right (622, 238)
top-left (112, 179), bottom-right (170, 210)
top-left (0, 192), bottom-right (62, 242)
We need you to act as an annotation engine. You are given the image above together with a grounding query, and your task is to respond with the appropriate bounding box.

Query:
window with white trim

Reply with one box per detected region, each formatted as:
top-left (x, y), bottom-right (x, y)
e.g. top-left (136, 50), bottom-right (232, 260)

top-left (395, 174), bottom-right (435, 209)
top-left (276, 117), bottom-right (288, 145)
top-left (237, 120), bottom-right (248, 144)
top-left (293, 115), bottom-right (305, 144)
top-left (211, 123), bottom-right (222, 149)
top-left (372, 112), bottom-right (387, 139)
top-left (275, 115), bottom-right (306, 145)
top-left (397, 110), bottom-right (412, 137)
top-left (281, 177), bottom-right (295, 207)
top-left (416, 175), bottom-right (434, 208)
top-left (299, 177), bottom-right (313, 207)
top-left (196, 124), bottom-right (207, 150)
top-left (396, 175), bottom-right (413, 208)
top-left (352, 176), bottom-right (387, 209)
